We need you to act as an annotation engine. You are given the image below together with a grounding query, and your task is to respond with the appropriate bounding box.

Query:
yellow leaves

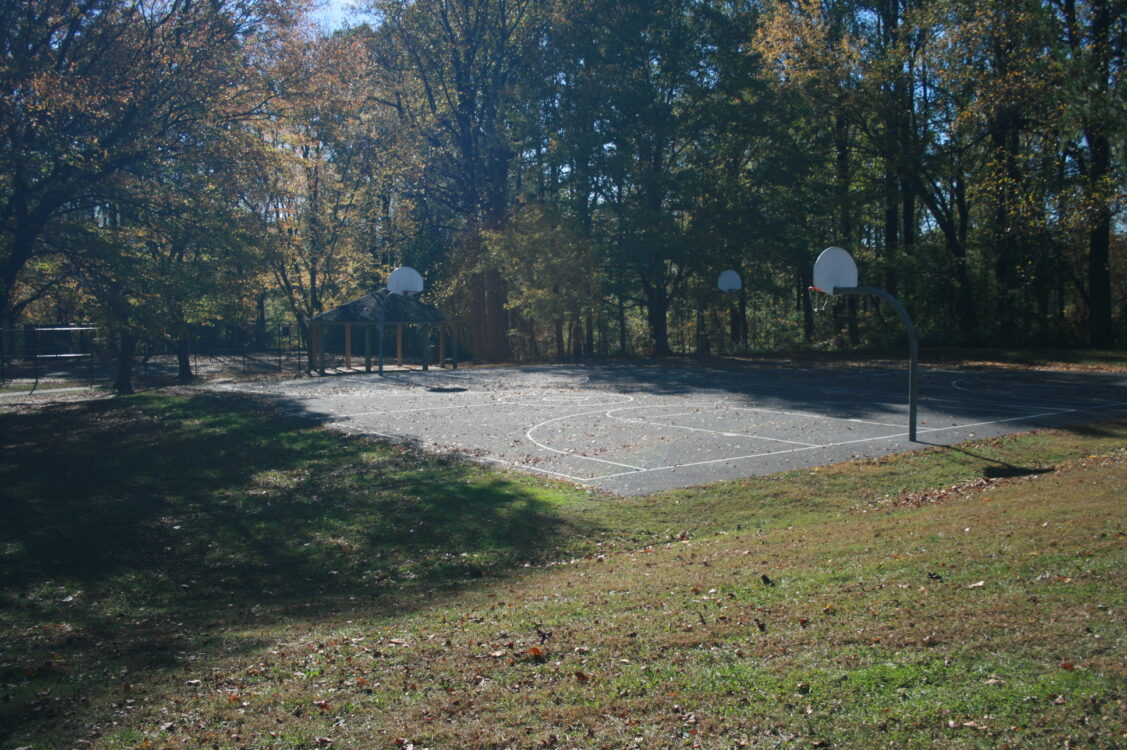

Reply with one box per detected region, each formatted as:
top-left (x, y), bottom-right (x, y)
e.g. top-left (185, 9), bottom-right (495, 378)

top-left (752, 0), bottom-right (860, 89)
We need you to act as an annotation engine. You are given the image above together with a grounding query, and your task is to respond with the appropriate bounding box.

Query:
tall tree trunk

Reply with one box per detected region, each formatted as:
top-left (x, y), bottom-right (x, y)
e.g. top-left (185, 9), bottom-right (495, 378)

top-left (645, 284), bottom-right (672, 356)
top-left (114, 331), bottom-right (138, 395)
top-left (483, 266), bottom-right (511, 361)
top-left (1087, 144), bottom-right (1113, 347)
top-left (1084, 0), bottom-right (1113, 347)
top-left (255, 293), bottom-right (267, 350)
top-left (800, 272), bottom-right (814, 343)
top-left (883, 167), bottom-right (899, 296)
top-left (834, 113), bottom-right (859, 345)
top-left (176, 336), bottom-right (194, 383)
top-left (555, 319), bottom-right (565, 361)
top-left (618, 298), bottom-right (628, 356)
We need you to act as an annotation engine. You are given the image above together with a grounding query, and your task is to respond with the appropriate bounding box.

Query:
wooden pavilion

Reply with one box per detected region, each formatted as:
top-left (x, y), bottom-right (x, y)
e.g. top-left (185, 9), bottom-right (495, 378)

top-left (309, 288), bottom-right (456, 374)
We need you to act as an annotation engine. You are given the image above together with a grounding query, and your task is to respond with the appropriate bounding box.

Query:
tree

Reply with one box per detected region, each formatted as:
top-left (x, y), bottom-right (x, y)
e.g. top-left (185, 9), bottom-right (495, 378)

top-left (65, 122), bottom-right (268, 393)
top-left (544, 0), bottom-right (743, 356)
top-left (254, 29), bottom-right (384, 370)
top-left (0, 0), bottom-right (297, 326)
top-left (366, 0), bottom-right (550, 362)
top-left (485, 202), bottom-right (599, 359)
top-left (1053, 0), bottom-right (1125, 346)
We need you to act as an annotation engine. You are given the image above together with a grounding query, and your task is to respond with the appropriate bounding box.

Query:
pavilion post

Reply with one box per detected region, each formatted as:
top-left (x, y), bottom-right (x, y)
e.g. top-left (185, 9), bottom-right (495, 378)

top-left (344, 323), bottom-right (352, 369)
top-left (315, 324), bottom-right (326, 375)
top-left (378, 304), bottom-right (385, 375)
top-left (396, 324), bottom-right (403, 366)
top-left (439, 324), bottom-right (446, 367)
top-left (364, 326), bottom-right (372, 372)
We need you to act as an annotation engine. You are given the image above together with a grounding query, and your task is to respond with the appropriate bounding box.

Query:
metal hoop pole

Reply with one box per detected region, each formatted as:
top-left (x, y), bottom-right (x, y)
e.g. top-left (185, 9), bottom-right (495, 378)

top-left (378, 298), bottom-right (385, 375)
top-left (832, 286), bottom-right (918, 442)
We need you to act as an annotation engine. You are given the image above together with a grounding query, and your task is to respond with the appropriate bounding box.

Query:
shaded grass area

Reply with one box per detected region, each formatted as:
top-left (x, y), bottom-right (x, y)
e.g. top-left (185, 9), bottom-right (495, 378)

top-left (1, 392), bottom-right (1125, 749)
top-left (0, 393), bottom-right (589, 747)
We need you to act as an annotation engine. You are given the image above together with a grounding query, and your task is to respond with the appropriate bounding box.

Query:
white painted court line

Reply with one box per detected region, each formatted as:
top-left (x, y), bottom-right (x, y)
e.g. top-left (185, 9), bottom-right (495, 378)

top-left (585, 405), bottom-right (1084, 482)
top-left (310, 381), bottom-right (1115, 489)
top-left (603, 405), bottom-right (821, 447)
top-left (332, 400), bottom-right (498, 418)
top-left (524, 407), bottom-right (647, 472)
top-left (950, 378), bottom-right (1127, 409)
top-left (329, 416), bottom-right (600, 482)
top-left (913, 407), bottom-right (1079, 436)
top-left (588, 432), bottom-right (910, 480)
top-left (522, 399), bottom-right (910, 477)
top-left (478, 455), bottom-right (593, 482)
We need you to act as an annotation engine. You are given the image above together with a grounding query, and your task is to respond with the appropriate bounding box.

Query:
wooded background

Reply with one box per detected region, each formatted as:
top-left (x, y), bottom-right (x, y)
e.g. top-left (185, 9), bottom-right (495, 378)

top-left (2, 0), bottom-right (1123, 391)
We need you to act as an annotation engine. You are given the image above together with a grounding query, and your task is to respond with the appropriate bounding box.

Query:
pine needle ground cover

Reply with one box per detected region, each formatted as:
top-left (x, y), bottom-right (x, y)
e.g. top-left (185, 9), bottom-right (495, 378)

top-left (1, 393), bottom-right (1124, 749)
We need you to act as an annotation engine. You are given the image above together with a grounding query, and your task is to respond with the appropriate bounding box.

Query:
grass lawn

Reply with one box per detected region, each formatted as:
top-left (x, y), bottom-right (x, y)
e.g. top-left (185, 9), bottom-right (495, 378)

top-left (1, 390), bottom-right (1124, 749)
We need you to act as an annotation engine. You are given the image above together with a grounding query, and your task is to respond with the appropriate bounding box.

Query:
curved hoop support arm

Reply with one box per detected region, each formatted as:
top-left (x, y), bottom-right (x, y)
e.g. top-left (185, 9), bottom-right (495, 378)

top-left (832, 286), bottom-right (919, 441)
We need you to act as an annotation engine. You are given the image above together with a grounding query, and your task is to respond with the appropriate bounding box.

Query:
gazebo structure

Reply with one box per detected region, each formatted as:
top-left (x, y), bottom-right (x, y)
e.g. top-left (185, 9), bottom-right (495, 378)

top-left (309, 288), bottom-right (456, 374)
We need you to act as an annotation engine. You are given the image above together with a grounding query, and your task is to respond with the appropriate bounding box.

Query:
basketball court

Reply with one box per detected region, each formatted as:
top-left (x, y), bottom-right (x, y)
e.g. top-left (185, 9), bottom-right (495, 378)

top-left (217, 361), bottom-right (1127, 495)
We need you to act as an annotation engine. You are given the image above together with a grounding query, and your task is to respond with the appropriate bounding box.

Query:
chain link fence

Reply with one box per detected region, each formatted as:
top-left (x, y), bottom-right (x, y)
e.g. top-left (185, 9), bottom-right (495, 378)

top-left (1, 325), bottom-right (311, 390)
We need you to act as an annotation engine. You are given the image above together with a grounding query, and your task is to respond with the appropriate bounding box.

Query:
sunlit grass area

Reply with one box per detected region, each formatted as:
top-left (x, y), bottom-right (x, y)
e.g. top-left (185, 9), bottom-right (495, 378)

top-left (2, 393), bottom-right (1124, 749)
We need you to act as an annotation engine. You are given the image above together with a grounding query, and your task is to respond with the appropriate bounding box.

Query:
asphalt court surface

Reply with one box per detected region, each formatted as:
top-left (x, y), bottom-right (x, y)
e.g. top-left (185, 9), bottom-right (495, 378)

top-left (219, 362), bottom-right (1127, 495)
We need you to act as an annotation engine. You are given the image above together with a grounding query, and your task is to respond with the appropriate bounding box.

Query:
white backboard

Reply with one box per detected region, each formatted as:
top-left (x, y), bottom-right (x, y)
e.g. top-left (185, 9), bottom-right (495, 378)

top-left (387, 266), bottom-right (424, 296)
top-left (812, 247), bottom-right (858, 295)
top-left (717, 269), bottom-right (742, 294)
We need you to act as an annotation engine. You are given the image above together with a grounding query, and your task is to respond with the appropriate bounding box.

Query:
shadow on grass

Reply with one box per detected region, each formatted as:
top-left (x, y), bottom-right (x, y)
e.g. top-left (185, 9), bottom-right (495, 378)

top-left (1060, 420), bottom-right (1127, 439)
top-left (915, 439), bottom-right (1055, 480)
top-left (0, 392), bottom-right (584, 746)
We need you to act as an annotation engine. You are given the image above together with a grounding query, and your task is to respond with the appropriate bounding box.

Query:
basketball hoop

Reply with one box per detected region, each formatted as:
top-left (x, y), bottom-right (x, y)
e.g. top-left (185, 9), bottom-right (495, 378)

top-left (717, 269), bottom-right (742, 296)
top-left (808, 246), bottom-right (920, 442)
top-left (387, 266), bottom-right (424, 297)
top-left (808, 286), bottom-right (832, 313)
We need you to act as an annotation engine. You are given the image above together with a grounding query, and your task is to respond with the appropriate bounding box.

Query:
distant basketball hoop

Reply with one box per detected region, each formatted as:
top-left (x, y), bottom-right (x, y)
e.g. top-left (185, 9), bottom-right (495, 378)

top-left (379, 267), bottom-right (424, 374)
top-left (717, 269), bottom-right (742, 296)
top-left (387, 266), bottom-right (424, 297)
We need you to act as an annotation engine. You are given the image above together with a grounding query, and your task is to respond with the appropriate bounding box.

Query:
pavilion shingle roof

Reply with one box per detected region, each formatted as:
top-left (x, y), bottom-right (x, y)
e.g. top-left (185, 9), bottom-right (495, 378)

top-left (312, 288), bottom-right (451, 325)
